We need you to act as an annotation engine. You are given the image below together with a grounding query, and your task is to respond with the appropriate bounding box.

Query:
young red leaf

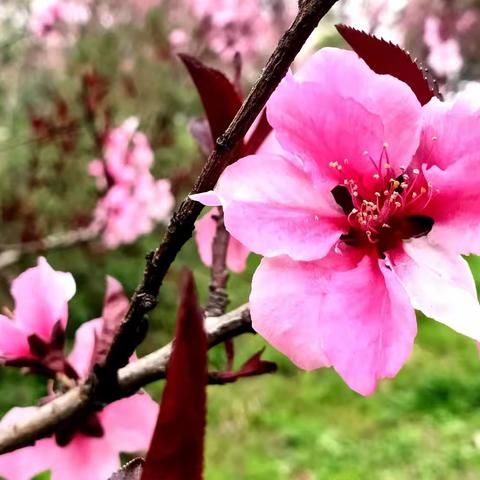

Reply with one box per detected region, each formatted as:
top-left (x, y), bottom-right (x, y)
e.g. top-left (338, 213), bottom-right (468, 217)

top-left (336, 24), bottom-right (439, 106)
top-left (109, 458), bottom-right (144, 480)
top-left (243, 109), bottom-right (273, 156)
top-left (179, 54), bottom-right (243, 142)
top-left (141, 271), bottom-right (207, 480)
top-left (210, 348), bottom-right (277, 384)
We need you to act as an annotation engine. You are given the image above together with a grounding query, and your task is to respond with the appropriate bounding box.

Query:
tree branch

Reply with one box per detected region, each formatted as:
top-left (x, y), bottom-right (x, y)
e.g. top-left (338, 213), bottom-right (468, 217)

top-left (205, 207), bottom-right (230, 318)
top-left (0, 304), bottom-right (252, 454)
top-left (0, 227), bottom-right (98, 270)
top-left (100, 0), bottom-right (340, 376)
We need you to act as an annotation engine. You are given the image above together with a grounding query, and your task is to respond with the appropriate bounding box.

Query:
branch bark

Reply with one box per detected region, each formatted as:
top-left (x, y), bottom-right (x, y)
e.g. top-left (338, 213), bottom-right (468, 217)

top-left (0, 304), bottom-right (252, 454)
top-left (100, 0), bottom-right (340, 376)
top-left (0, 227), bottom-right (98, 270)
top-left (205, 207), bottom-right (230, 317)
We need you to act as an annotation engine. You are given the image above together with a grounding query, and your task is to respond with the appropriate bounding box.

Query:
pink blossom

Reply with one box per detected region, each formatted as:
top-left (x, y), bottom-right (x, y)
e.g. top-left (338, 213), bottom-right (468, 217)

top-left (424, 16), bottom-right (463, 78)
top-left (193, 48), bottom-right (480, 395)
top-left (176, 0), bottom-right (290, 62)
top-left (89, 118), bottom-right (175, 248)
top-left (0, 257), bottom-right (75, 361)
top-left (0, 276), bottom-right (158, 480)
top-left (0, 321), bottom-right (158, 480)
top-left (29, 0), bottom-right (90, 38)
top-left (195, 207), bottom-right (249, 272)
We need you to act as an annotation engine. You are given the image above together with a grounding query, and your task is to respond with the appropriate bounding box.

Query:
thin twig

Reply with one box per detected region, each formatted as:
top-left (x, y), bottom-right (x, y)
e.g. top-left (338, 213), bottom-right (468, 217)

top-left (0, 227), bottom-right (98, 270)
top-left (205, 208), bottom-right (230, 317)
top-left (0, 304), bottom-right (252, 454)
top-left (100, 0), bottom-right (340, 377)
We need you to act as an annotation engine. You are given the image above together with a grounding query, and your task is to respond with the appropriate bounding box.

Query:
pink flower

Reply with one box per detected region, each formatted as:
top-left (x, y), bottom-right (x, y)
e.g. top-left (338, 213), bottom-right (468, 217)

top-left (193, 48), bottom-right (480, 395)
top-left (424, 16), bottom-right (463, 78)
top-left (0, 257), bottom-right (75, 361)
top-left (0, 328), bottom-right (158, 480)
top-left (0, 278), bottom-right (158, 480)
top-left (195, 207), bottom-right (249, 272)
top-left (89, 118), bottom-right (175, 247)
top-left (29, 0), bottom-right (89, 38)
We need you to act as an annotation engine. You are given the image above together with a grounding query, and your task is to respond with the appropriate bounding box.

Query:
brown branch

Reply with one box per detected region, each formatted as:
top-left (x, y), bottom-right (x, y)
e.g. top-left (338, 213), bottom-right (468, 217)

top-left (0, 304), bottom-right (252, 454)
top-left (205, 207), bottom-right (230, 317)
top-left (100, 0), bottom-right (340, 377)
top-left (0, 227), bottom-right (98, 270)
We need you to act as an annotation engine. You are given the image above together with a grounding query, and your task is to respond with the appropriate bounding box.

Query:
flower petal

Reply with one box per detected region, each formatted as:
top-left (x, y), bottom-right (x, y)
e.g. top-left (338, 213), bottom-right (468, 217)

top-left (48, 435), bottom-right (120, 480)
top-left (250, 251), bottom-right (416, 396)
top-left (0, 315), bottom-right (30, 359)
top-left (267, 48), bottom-right (422, 191)
top-left (68, 318), bottom-right (103, 378)
top-left (415, 97), bottom-right (480, 255)
top-left (217, 154), bottom-right (347, 261)
top-left (388, 237), bottom-right (480, 341)
top-left (0, 408), bottom-right (52, 480)
top-left (189, 190), bottom-right (221, 206)
top-left (195, 207), bottom-right (250, 273)
top-left (11, 257), bottom-right (76, 341)
top-left (100, 393), bottom-right (158, 453)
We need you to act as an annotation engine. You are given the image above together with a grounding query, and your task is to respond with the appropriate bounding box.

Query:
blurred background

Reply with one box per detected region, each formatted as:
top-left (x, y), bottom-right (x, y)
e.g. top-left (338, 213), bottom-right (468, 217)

top-left (2, 0), bottom-right (480, 478)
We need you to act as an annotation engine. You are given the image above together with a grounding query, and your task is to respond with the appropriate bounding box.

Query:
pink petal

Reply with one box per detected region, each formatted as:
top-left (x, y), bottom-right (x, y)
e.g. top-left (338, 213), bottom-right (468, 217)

top-left (11, 257), bottom-right (76, 341)
top-left (48, 434), bottom-right (120, 480)
top-left (415, 98), bottom-right (480, 255)
top-left (68, 318), bottom-right (103, 378)
top-left (250, 251), bottom-right (416, 395)
top-left (195, 208), bottom-right (250, 273)
top-left (267, 48), bottom-right (422, 192)
top-left (0, 315), bottom-right (30, 359)
top-left (100, 393), bottom-right (158, 453)
top-left (0, 408), bottom-right (52, 480)
top-left (217, 154), bottom-right (347, 261)
top-left (388, 237), bottom-right (480, 341)
top-left (189, 190), bottom-right (222, 206)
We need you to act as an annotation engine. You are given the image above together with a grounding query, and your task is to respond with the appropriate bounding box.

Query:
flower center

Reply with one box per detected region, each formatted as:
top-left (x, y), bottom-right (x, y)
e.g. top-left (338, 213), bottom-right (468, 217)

top-left (330, 144), bottom-right (436, 253)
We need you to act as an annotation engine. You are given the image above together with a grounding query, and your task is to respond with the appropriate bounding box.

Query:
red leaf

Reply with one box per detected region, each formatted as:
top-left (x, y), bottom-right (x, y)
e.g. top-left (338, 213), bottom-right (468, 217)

top-left (179, 54), bottom-right (243, 142)
top-left (109, 458), bottom-right (144, 480)
top-left (243, 109), bottom-right (273, 156)
top-left (336, 24), bottom-right (439, 106)
top-left (211, 348), bottom-right (277, 384)
top-left (141, 271), bottom-right (207, 480)
top-left (92, 276), bottom-right (130, 368)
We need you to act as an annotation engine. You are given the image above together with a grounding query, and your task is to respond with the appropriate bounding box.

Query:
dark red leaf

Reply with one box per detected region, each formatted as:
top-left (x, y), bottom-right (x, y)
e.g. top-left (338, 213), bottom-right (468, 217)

top-left (141, 271), bottom-right (207, 480)
top-left (243, 109), bottom-right (273, 156)
top-left (92, 276), bottom-right (130, 368)
top-left (211, 348), bottom-right (277, 384)
top-left (179, 53), bottom-right (243, 142)
top-left (109, 458), bottom-right (145, 480)
top-left (336, 24), bottom-right (439, 105)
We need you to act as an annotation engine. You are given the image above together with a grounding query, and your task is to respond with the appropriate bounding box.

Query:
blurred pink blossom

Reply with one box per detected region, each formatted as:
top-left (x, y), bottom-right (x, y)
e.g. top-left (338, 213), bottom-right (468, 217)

top-left (29, 0), bottom-right (90, 38)
top-left (0, 257), bottom-right (75, 360)
top-left (0, 269), bottom-right (158, 479)
top-left (424, 16), bottom-right (463, 77)
top-left (89, 117), bottom-right (175, 248)
top-left (171, 0), bottom-right (293, 63)
top-left (194, 47), bottom-right (480, 395)
top-left (0, 319), bottom-right (158, 480)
